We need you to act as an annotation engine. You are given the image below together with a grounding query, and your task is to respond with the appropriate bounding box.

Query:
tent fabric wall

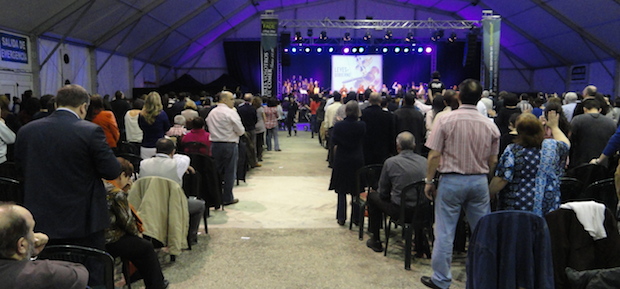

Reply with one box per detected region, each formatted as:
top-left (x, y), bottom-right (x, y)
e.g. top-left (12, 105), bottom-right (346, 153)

top-left (38, 39), bottom-right (62, 95)
top-left (134, 60), bottom-right (157, 89)
top-left (96, 51), bottom-right (130, 97)
top-left (61, 43), bottom-right (91, 91)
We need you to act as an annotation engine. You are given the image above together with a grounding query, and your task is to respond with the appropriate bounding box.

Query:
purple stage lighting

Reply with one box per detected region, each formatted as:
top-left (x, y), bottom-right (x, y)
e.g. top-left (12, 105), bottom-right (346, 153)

top-left (343, 47), bottom-right (350, 54)
top-left (291, 47), bottom-right (297, 53)
top-left (328, 47), bottom-right (334, 53)
top-left (403, 47), bottom-right (410, 53)
top-left (394, 47), bottom-right (401, 53)
top-left (304, 47), bottom-right (311, 53)
top-left (317, 47), bottom-right (323, 53)
top-left (352, 47), bottom-right (358, 53)
top-left (425, 47), bottom-right (433, 53)
top-left (284, 48), bottom-right (289, 52)
top-left (359, 47), bottom-right (365, 53)
top-left (382, 47), bottom-right (388, 53)
top-left (417, 47), bottom-right (423, 53)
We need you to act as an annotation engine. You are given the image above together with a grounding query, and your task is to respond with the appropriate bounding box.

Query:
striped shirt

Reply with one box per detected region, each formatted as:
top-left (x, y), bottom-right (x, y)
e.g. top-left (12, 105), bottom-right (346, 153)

top-left (425, 104), bottom-right (500, 174)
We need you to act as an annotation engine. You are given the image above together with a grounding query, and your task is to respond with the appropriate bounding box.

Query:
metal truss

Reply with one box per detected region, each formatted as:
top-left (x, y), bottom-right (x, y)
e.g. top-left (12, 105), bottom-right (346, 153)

top-left (279, 19), bottom-right (479, 30)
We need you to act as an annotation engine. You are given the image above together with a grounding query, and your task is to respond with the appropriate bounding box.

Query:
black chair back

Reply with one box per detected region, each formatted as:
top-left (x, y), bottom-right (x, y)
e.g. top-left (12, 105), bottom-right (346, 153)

top-left (560, 177), bottom-right (585, 203)
top-left (116, 153), bottom-right (142, 176)
top-left (181, 141), bottom-right (209, 155)
top-left (566, 163), bottom-right (610, 187)
top-left (580, 178), bottom-right (618, 217)
top-left (116, 141), bottom-right (140, 155)
top-left (38, 245), bottom-right (115, 289)
top-left (0, 176), bottom-right (23, 204)
top-left (355, 164), bottom-right (384, 196)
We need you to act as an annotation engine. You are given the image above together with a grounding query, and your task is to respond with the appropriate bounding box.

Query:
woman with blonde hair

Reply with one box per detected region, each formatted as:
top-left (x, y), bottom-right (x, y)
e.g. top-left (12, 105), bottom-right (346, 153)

top-left (138, 92), bottom-right (170, 159)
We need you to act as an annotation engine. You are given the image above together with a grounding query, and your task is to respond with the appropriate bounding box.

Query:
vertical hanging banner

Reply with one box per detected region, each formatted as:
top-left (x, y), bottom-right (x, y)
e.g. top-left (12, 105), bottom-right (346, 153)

top-left (482, 13), bottom-right (501, 93)
top-left (261, 12), bottom-right (278, 97)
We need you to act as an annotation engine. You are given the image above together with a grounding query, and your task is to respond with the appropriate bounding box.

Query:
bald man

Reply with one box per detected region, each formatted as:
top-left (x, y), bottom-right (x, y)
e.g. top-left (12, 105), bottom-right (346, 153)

top-left (0, 204), bottom-right (88, 289)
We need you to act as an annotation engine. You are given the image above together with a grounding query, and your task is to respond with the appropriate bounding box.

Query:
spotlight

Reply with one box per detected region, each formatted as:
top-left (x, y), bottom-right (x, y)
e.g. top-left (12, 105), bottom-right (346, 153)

top-left (448, 32), bottom-right (457, 43)
top-left (405, 32), bottom-right (414, 42)
top-left (352, 47), bottom-right (358, 53)
top-left (384, 30), bottom-right (393, 40)
top-left (317, 47), bottom-right (323, 53)
top-left (382, 47), bottom-right (388, 53)
top-left (343, 47), bottom-right (350, 54)
top-left (417, 47), bottom-right (423, 53)
top-left (291, 47), bottom-right (297, 53)
top-left (305, 47), bottom-right (311, 53)
top-left (431, 29), bottom-right (444, 41)
top-left (359, 47), bottom-right (365, 53)
top-left (425, 47), bottom-right (433, 53)
top-left (328, 47), bottom-right (334, 53)
top-left (363, 32), bottom-right (372, 41)
top-left (339, 16), bottom-right (346, 21)
top-left (284, 48), bottom-right (289, 53)
top-left (307, 29), bottom-right (313, 37)
top-left (319, 31), bottom-right (328, 41)
top-left (394, 47), bottom-right (401, 53)
top-left (403, 47), bottom-right (410, 53)
top-left (343, 32), bottom-right (351, 42)
top-left (295, 31), bottom-right (303, 43)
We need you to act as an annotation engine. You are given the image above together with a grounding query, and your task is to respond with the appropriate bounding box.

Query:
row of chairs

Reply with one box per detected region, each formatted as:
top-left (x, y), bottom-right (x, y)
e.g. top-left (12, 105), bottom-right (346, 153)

top-left (561, 163), bottom-right (618, 218)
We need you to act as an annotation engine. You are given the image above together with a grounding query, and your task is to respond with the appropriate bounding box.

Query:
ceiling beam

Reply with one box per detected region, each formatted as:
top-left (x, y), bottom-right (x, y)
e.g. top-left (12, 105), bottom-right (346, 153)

top-left (501, 47), bottom-right (533, 70)
top-left (153, 2), bottom-right (253, 64)
top-left (94, 0), bottom-right (167, 46)
top-left (30, 0), bottom-right (94, 36)
top-left (128, 0), bottom-right (222, 58)
top-left (529, 0), bottom-right (619, 59)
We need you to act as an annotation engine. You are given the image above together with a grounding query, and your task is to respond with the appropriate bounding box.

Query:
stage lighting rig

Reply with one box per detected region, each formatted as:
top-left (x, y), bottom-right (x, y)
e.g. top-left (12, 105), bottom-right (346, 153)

top-left (307, 29), bottom-right (313, 37)
top-left (384, 30), bottom-right (393, 40)
top-left (319, 31), bottom-right (328, 41)
top-left (294, 31), bottom-right (303, 43)
top-left (448, 32), bottom-right (457, 43)
top-left (431, 29), bottom-right (444, 41)
top-left (363, 31), bottom-right (372, 42)
top-left (343, 32), bottom-right (351, 42)
top-left (405, 32), bottom-right (414, 42)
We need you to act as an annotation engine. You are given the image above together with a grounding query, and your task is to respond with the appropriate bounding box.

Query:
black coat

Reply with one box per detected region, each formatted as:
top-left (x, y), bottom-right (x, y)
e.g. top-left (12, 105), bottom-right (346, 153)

top-left (394, 105), bottom-right (425, 154)
top-left (329, 117), bottom-right (366, 194)
top-left (15, 110), bottom-right (121, 239)
top-left (361, 105), bottom-right (396, 165)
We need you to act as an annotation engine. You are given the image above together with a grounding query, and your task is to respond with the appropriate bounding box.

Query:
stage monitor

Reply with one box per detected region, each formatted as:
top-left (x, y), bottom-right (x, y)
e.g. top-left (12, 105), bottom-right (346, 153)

top-left (331, 55), bottom-right (383, 92)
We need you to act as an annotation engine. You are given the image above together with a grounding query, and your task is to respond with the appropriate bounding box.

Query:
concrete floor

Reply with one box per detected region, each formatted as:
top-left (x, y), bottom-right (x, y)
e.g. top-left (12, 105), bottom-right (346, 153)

top-left (145, 128), bottom-right (467, 289)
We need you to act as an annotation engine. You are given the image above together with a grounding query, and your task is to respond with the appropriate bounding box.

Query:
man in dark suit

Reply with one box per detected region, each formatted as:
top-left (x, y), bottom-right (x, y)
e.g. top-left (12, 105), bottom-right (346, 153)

top-left (394, 93), bottom-right (426, 155)
top-left (361, 92), bottom-right (396, 165)
top-left (110, 90), bottom-right (131, 142)
top-left (15, 84), bottom-right (120, 250)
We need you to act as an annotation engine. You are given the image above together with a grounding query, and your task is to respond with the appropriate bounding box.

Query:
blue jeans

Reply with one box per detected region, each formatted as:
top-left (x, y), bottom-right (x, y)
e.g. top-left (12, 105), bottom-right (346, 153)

top-left (211, 142), bottom-right (238, 203)
top-left (266, 127), bottom-right (280, 151)
top-left (431, 174), bottom-right (490, 289)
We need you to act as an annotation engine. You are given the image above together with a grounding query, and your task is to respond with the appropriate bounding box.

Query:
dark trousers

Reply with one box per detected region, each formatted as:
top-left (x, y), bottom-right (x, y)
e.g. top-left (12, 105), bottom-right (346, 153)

top-left (336, 192), bottom-right (359, 222)
top-left (188, 198), bottom-right (205, 242)
top-left (256, 132), bottom-right (264, 161)
top-left (106, 235), bottom-right (166, 289)
top-left (211, 142), bottom-right (238, 203)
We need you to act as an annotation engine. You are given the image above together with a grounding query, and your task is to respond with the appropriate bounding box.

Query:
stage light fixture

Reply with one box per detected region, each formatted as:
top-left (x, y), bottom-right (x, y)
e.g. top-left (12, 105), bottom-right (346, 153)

top-left (448, 32), bottom-right (457, 43)
top-left (352, 47), bottom-right (358, 53)
top-left (403, 47), bottom-right (410, 53)
top-left (382, 47), bottom-right (388, 53)
top-left (343, 47), bottom-right (350, 54)
top-left (317, 47), bottom-right (323, 53)
top-left (384, 30), bottom-right (393, 40)
top-left (394, 47), bottom-right (401, 53)
top-left (291, 47), bottom-right (297, 53)
top-left (425, 47), bottom-right (433, 53)
top-left (328, 47), bottom-right (334, 53)
top-left (359, 47), bottom-right (365, 53)
top-left (363, 32), bottom-right (372, 41)
top-left (417, 47), bottom-right (423, 53)
top-left (405, 32), bottom-right (414, 42)
top-left (343, 32), bottom-right (351, 42)
top-left (305, 47), bottom-right (311, 53)
top-left (294, 31), bottom-right (303, 43)
top-left (284, 48), bottom-right (289, 53)
top-left (307, 29), bottom-right (313, 37)
top-left (319, 31), bottom-right (328, 41)
top-left (431, 29), bottom-right (444, 42)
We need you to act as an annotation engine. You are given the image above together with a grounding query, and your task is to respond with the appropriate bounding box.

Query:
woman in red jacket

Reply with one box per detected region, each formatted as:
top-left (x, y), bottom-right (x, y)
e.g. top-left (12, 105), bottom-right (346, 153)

top-left (87, 94), bottom-right (120, 148)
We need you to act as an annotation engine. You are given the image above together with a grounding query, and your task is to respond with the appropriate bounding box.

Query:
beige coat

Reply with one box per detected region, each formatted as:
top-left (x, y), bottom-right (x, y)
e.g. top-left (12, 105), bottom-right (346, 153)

top-left (128, 176), bottom-right (189, 255)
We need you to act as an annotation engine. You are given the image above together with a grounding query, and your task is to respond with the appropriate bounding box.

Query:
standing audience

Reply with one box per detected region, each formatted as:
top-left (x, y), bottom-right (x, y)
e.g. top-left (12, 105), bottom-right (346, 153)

top-left (139, 92), bottom-right (170, 159)
top-left (87, 94), bottom-right (120, 149)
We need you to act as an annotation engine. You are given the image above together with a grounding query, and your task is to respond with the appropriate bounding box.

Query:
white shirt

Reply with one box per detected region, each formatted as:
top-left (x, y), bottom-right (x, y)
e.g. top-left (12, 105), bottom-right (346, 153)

top-left (206, 103), bottom-right (245, 143)
top-left (56, 107), bottom-right (80, 119)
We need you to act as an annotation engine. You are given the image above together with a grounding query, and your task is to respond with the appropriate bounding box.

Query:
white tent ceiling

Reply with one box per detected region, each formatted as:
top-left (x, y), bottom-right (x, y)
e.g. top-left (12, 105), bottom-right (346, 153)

top-left (1, 0), bottom-right (619, 70)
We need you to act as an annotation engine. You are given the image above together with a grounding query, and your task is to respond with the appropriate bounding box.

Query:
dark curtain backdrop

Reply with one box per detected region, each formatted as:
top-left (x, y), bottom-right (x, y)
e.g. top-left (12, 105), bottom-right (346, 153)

top-left (224, 41), bottom-right (262, 93)
top-left (435, 42), bottom-right (482, 88)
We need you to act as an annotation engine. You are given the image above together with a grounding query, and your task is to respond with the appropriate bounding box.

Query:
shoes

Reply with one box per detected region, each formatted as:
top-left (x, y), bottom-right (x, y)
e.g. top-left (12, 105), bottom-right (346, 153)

top-left (421, 276), bottom-right (445, 289)
top-left (337, 219), bottom-right (346, 226)
top-left (223, 198), bottom-right (239, 206)
top-left (258, 158), bottom-right (263, 162)
top-left (162, 279), bottom-right (170, 289)
top-left (351, 219), bottom-right (359, 226)
top-left (251, 163), bottom-right (262, 168)
top-left (366, 238), bottom-right (383, 252)
top-left (275, 149), bottom-right (282, 151)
